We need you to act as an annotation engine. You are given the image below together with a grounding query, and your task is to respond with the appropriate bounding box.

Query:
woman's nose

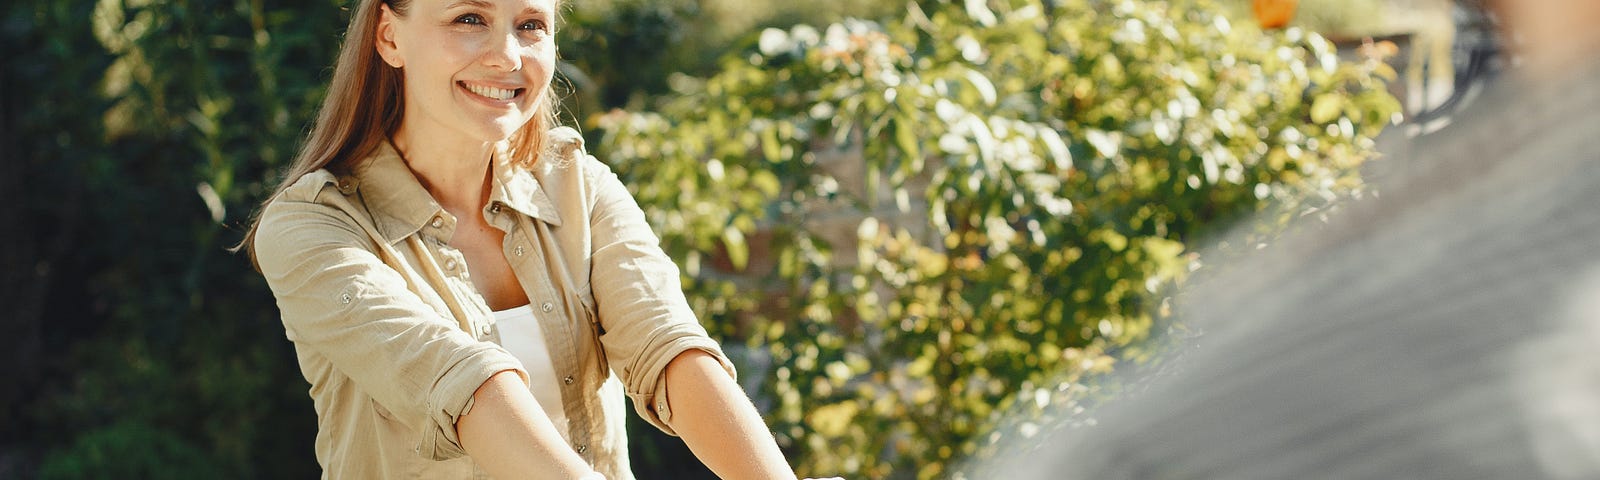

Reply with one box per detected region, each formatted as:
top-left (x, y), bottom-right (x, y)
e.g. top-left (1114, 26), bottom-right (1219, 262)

top-left (483, 32), bottom-right (523, 72)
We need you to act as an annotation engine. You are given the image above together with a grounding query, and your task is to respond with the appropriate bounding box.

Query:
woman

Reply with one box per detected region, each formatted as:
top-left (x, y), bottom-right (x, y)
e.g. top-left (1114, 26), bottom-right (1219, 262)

top-left (240, 0), bottom-right (810, 477)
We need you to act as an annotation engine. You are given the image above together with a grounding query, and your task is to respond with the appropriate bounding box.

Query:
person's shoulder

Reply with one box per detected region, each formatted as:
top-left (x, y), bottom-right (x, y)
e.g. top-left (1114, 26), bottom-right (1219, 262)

top-left (547, 125), bottom-right (585, 155)
top-left (259, 168), bottom-right (367, 234)
top-left (537, 126), bottom-right (614, 181)
top-left (276, 169), bottom-right (342, 203)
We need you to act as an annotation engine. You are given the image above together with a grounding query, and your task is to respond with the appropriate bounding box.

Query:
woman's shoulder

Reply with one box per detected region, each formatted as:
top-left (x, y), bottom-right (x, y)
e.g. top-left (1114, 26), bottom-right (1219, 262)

top-left (545, 126), bottom-right (604, 167)
top-left (533, 126), bottom-right (616, 184)
top-left (547, 125), bottom-right (585, 154)
top-left (259, 168), bottom-right (368, 232)
top-left (276, 169), bottom-right (342, 202)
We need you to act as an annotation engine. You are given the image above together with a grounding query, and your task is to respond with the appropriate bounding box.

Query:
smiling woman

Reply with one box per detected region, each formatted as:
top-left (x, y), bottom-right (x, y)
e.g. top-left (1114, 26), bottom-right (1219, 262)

top-left (233, 0), bottom-right (812, 478)
top-left (376, 0), bottom-right (556, 160)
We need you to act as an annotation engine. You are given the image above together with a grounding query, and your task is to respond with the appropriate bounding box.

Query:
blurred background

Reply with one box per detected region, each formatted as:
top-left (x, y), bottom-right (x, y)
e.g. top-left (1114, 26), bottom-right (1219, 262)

top-left (0, 0), bottom-right (1502, 478)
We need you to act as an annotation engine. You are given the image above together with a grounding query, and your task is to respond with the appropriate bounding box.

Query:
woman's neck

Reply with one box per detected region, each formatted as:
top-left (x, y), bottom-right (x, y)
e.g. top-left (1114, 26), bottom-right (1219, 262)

top-left (390, 125), bottom-right (498, 214)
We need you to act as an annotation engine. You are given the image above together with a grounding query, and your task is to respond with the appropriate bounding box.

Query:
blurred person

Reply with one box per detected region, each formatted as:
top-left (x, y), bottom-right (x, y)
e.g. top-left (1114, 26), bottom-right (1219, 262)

top-left (998, 0), bottom-right (1600, 478)
top-left (235, 0), bottom-right (824, 478)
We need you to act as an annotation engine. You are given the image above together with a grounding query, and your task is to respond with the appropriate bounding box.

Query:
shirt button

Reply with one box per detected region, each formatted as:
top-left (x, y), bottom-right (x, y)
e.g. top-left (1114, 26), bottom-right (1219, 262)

top-left (431, 216), bottom-right (444, 228)
top-left (340, 293), bottom-right (352, 304)
top-left (541, 302), bottom-right (554, 313)
top-left (479, 324), bottom-right (491, 336)
top-left (490, 203), bottom-right (502, 214)
top-left (514, 245), bottom-right (525, 257)
top-left (563, 375), bottom-right (574, 385)
top-left (575, 443), bottom-right (587, 454)
top-left (444, 259), bottom-right (458, 271)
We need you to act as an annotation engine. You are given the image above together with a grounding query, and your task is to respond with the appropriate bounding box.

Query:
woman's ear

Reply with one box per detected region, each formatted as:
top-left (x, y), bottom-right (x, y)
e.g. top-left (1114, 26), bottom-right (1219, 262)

top-left (375, 4), bottom-right (404, 68)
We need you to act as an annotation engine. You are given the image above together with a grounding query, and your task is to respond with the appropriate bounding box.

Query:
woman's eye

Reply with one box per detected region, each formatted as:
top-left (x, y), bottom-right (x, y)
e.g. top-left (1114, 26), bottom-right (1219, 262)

top-left (454, 14), bottom-right (485, 25)
top-left (519, 19), bottom-right (547, 32)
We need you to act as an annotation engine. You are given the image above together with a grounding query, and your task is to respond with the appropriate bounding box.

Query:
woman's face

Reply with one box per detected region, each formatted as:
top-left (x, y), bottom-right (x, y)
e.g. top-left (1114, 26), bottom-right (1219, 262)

top-left (376, 0), bottom-right (556, 145)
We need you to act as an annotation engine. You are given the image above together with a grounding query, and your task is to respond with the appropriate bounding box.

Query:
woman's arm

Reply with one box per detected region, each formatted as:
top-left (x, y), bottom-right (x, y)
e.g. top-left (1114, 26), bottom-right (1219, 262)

top-left (457, 370), bottom-right (601, 479)
top-left (562, 144), bottom-right (813, 478)
top-left (256, 195), bottom-right (530, 460)
top-left (663, 350), bottom-right (799, 480)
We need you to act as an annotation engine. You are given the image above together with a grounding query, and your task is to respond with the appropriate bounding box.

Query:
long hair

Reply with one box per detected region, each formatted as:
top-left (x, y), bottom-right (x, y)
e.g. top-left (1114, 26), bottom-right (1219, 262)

top-left (235, 0), bottom-right (561, 268)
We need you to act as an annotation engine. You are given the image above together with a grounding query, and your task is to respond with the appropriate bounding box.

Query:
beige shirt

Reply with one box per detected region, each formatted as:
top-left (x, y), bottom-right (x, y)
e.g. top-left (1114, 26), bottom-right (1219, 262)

top-left (254, 127), bottom-right (733, 479)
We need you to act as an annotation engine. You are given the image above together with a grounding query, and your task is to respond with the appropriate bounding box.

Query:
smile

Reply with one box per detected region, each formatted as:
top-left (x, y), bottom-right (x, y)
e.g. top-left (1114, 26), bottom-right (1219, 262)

top-left (459, 81), bottom-right (524, 101)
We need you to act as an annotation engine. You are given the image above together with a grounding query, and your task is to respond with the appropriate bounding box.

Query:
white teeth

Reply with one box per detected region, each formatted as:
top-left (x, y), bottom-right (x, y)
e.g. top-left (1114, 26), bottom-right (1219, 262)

top-left (466, 83), bottom-right (516, 101)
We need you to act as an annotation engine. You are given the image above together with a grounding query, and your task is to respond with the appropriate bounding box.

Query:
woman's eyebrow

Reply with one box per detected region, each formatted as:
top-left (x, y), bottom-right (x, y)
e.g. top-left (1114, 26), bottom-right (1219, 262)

top-left (445, 0), bottom-right (492, 10)
top-left (445, 0), bottom-right (548, 15)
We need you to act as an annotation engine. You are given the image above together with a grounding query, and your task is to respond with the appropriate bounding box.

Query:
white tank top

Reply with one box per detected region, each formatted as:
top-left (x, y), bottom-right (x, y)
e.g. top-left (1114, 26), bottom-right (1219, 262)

top-left (492, 304), bottom-right (571, 441)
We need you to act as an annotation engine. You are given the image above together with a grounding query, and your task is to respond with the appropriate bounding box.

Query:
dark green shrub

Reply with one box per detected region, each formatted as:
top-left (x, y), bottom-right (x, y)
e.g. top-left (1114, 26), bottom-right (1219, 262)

top-left (39, 422), bottom-right (225, 480)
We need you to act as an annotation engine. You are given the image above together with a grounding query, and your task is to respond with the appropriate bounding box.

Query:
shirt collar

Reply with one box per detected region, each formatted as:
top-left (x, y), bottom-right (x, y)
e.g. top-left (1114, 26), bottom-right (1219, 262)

top-left (351, 141), bottom-right (562, 244)
top-left (489, 147), bottom-right (563, 227)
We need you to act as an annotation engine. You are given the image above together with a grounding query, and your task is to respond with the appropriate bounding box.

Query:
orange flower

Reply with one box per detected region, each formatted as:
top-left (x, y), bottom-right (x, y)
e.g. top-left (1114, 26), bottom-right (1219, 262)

top-left (1253, 0), bottom-right (1299, 30)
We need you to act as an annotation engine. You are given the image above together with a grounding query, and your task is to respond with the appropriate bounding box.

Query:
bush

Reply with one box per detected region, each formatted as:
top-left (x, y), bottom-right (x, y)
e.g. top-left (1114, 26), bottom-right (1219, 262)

top-left (558, 0), bottom-right (903, 117)
top-left (5, 0), bottom-right (369, 476)
top-left (4, 0), bottom-right (1395, 476)
top-left (596, 0), bottom-right (1398, 477)
top-left (0, 0), bottom-right (904, 474)
top-left (39, 421), bottom-right (225, 480)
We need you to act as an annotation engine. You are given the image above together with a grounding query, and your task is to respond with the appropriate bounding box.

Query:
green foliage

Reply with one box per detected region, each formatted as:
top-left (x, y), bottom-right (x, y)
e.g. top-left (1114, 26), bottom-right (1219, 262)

top-left (558, 0), bottom-right (902, 117)
top-left (5, 0), bottom-right (338, 475)
top-left (39, 421), bottom-right (225, 480)
top-left (598, 0), bottom-right (1398, 477)
top-left (6, 0), bottom-right (1394, 476)
top-left (6, 0), bottom-right (908, 473)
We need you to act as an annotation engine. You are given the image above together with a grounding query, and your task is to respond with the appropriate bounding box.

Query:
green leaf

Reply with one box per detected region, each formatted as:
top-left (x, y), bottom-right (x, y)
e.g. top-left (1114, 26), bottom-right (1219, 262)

top-left (894, 115), bottom-right (920, 164)
top-left (751, 170), bottom-right (781, 197)
top-left (962, 67), bottom-right (998, 106)
top-left (1039, 127), bottom-right (1072, 171)
top-left (762, 125), bottom-right (783, 163)
top-left (1310, 93), bottom-right (1344, 124)
top-left (965, 114), bottom-right (997, 168)
top-left (722, 225), bottom-right (749, 271)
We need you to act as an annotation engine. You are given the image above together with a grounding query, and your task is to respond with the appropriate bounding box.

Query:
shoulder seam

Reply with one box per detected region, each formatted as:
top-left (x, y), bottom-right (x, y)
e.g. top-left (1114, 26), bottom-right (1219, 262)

top-left (278, 170), bottom-right (340, 202)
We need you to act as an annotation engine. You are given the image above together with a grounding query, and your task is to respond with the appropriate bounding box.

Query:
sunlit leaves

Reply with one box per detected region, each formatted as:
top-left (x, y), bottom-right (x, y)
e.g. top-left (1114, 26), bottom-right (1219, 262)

top-left (1310, 93), bottom-right (1344, 124)
top-left (598, 0), bottom-right (1396, 478)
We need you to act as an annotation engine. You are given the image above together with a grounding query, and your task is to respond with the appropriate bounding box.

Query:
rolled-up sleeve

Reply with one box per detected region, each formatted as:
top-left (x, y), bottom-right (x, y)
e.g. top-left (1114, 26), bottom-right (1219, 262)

top-left (255, 193), bottom-right (528, 459)
top-left (584, 160), bottom-right (736, 435)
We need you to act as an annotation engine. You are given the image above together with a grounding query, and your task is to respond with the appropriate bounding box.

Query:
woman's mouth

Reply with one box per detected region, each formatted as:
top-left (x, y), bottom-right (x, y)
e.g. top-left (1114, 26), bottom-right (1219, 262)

top-left (460, 81), bottom-right (524, 101)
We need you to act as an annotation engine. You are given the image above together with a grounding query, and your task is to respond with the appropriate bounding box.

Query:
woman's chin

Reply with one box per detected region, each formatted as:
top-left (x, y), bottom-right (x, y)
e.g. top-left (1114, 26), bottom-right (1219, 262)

top-left (472, 117), bottom-right (536, 143)
top-left (486, 117), bottom-right (537, 140)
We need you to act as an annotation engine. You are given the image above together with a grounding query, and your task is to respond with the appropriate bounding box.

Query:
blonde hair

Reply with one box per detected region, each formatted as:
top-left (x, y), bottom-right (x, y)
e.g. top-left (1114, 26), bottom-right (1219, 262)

top-left (236, 0), bottom-right (561, 268)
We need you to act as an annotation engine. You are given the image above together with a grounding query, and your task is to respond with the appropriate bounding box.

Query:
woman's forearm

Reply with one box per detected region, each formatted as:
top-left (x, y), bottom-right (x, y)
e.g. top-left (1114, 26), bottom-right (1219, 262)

top-left (457, 370), bottom-right (598, 479)
top-left (663, 350), bottom-right (799, 480)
